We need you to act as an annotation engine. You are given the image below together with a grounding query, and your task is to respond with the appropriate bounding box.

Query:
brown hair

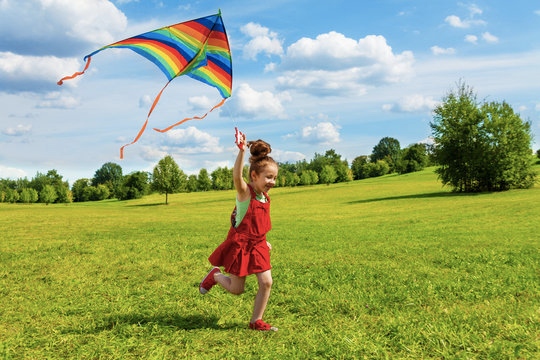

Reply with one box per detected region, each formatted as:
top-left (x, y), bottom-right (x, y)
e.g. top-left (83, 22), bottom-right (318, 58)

top-left (247, 139), bottom-right (277, 179)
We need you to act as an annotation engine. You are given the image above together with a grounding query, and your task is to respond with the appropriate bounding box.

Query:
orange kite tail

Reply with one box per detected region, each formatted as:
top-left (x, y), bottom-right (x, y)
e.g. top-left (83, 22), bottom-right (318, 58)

top-left (119, 80), bottom-right (173, 159)
top-left (152, 98), bottom-right (228, 133)
top-left (57, 56), bottom-right (92, 85)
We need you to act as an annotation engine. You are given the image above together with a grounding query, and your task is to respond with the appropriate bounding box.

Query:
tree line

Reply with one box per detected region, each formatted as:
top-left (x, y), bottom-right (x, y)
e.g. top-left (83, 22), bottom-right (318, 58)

top-left (1, 81), bottom-right (538, 204)
top-left (0, 138), bottom-right (435, 205)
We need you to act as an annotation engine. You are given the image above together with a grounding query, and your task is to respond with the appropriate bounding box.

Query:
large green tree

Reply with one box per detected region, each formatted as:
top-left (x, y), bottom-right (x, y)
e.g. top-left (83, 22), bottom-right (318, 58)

top-left (119, 171), bottom-right (149, 200)
top-left (371, 137), bottom-right (401, 172)
top-left (92, 162), bottom-right (123, 198)
top-left (152, 156), bottom-right (185, 204)
top-left (430, 81), bottom-right (535, 192)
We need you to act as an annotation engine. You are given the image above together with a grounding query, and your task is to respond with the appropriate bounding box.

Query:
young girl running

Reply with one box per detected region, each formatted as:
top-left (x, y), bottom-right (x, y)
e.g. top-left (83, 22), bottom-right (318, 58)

top-left (199, 130), bottom-right (279, 331)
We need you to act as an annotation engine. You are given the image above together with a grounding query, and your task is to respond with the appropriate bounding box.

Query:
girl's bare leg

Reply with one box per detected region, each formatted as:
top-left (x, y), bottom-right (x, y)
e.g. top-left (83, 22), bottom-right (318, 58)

top-left (214, 272), bottom-right (246, 295)
top-left (251, 270), bottom-right (273, 322)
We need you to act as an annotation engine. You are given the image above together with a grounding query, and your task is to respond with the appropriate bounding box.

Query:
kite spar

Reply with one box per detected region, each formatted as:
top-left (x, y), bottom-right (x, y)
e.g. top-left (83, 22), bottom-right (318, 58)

top-left (58, 11), bottom-right (232, 158)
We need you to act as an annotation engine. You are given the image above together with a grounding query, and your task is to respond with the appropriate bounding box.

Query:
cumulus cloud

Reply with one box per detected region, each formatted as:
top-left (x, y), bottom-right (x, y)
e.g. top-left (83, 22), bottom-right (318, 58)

top-left (465, 35), bottom-right (478, 44)
top-left (298, 122), bottom-right (341, 145)
top-left (382, 94), bottom-right (439, 113)
top-left (160, 126), bottom-right (223, 154)
top-left (272, 149), bottom-right (306, 163)
top-left (0, 165), bottom-right (27, 179)
top-left (431, 46), bottom-right (455, 55)
top-left (444, 4), bottom-right (486, 29)
top-left (2, 124), bottom-right (32, 136)
top-left (227, 83), bottom-right (288, 119)
top-left (187, 95), bottom-right (214, 111)
top-left (275, 32), bottom-right (414, 96)
top-left (241, 22), bottom-right (284, 60)
top-left (0, 0), bottom-right (127, 56)
top-left (0, 52), bottom-right (82, 92)
top-left (0, 0), bottom-right (127, 93)
top-left (36, 92), bottom-right (80, 109)
top-left (482, 32), bottom-right (499, 44)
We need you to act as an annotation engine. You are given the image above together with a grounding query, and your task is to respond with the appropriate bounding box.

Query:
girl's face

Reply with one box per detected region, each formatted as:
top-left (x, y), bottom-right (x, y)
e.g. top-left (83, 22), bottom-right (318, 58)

top-left (251, 163), bottom-right (278, 194)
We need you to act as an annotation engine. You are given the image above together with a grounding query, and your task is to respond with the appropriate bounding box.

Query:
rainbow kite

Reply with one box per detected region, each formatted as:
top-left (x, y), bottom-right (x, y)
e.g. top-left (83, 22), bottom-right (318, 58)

top-left (58, 11), bottom-right (232, 158)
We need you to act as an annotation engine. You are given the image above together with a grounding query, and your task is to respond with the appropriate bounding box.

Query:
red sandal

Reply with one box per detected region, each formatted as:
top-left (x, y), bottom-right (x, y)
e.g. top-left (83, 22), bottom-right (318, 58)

top-left (249, 319), bottom-right (278, 332)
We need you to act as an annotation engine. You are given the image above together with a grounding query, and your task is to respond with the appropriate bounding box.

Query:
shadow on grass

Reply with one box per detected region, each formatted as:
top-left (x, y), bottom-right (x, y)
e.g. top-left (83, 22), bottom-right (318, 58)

top-left (127, 203), bottom-right (167, 207)
top-left (347, 191), bottom-right (484, 204)
top-left (65, 313), bottom-right (240, 334)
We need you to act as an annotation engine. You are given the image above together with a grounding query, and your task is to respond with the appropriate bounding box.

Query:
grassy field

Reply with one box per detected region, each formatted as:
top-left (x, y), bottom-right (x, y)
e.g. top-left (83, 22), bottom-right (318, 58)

top-left (1, 167), bottom-right (539, 359)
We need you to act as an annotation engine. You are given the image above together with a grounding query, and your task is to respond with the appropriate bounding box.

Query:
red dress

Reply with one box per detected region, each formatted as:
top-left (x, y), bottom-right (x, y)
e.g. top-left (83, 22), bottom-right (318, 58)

top-left (208, 184), bottom-right (272, 277)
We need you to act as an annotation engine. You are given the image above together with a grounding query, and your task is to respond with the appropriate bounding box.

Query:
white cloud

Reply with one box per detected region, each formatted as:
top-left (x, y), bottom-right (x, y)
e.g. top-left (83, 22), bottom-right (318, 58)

top-left (465, 35), bottom-right (478, 44)
top-left (227, 83), bottom-right (288, 119)
top-left (444, 4), bottom-right (487, 29)
top-left (0, 0), bottom-right (127, 55)
top-left (36, 92), bottom-right (80, 109)
top-left (187, 95), bottom-right (213, 110)
top-left (0, 165), bottom-right (27, 179)
top-left (383, 94), bottom-right (439, 113)
top-left (467, 4), bottom-right (483, 17)
top-left (0, 52), bottom-right (82, 91)
top-left (431, 46), bottom-right (455, 55)
top-left (139, 95), bottom-right (153, 108)
top-left (272, 149), bottom-right (306, 163)
top-left (444, 14), bottom-right (486, 29)
top-left (276, 32), bottom-right (414, 95)
top-left (241, 22), bottom-right (283, 60)
top-left (2, 124), bottom-right (32, 136)
top-left (299, 122), bottom-right (341, 145)
top-left (161, 126), bottom-right (222, 154)
top-left (482, 32), bottom-right (499, 44)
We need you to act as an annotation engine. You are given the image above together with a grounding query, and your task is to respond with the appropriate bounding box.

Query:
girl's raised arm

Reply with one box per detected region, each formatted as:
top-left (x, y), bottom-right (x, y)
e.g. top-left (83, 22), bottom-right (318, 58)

top-left (233, 133), bottom-right (250, 202)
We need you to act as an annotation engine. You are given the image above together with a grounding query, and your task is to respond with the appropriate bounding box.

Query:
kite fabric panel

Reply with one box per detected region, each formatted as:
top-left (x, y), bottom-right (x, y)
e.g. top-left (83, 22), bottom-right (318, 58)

top-left (58, 12), bottom-right (232, 158)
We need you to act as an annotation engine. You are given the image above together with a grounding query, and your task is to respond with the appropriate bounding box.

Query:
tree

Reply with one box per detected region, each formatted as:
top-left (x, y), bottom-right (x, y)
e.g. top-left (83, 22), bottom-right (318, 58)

top-left (367, 160), bottom-right (390, 178)
top-left (197, 168), bottom-right (212, 191)
top-left (371, 137), bottom-right (401, 173)
top-left (430, 81), bottom-right (535, 192)
top-left (398, 143), bottom-right (428, 174)
top-left (351, 156), bottom-right (370, 180)
top-left (319, 165), bottom-right (337, 185)
top-left (92, 162), bottom-right (123, 198)
top-left (119, 171), bottom-right (149, 200)
top-left (40, 185), bottom-right (57, 205)
top-left (211, 167), bottom-right (233, 190)
top-left (72, 178), bottom-right (91, 202)
top-left (152, 155), bottom-right (185, 204)
top-left (19, 188), bottom-right (39, 203)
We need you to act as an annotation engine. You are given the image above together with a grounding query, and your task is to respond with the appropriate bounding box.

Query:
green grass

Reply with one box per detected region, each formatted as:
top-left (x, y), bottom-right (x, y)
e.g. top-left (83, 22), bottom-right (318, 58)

top-left (1, 167), bottom-right (539, 359)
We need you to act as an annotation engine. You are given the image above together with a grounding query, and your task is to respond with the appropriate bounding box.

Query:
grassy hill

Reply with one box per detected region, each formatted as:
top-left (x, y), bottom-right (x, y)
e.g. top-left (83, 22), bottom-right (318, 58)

top-left (1, 167), bottom-right (539, 359)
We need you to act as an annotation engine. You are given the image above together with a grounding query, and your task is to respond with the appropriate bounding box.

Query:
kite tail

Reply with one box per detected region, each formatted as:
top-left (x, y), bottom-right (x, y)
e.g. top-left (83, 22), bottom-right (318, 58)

top-left (152, 98), bottom-right (227, 133)
top-left (119, 80), bottom-right (173, 159)
top-left (57, 56), bottom-right (92, 85)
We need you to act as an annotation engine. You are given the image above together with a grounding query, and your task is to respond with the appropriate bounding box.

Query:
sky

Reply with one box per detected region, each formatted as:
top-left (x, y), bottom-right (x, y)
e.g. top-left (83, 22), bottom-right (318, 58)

top-left (1, 0), bottom-right (540, 184)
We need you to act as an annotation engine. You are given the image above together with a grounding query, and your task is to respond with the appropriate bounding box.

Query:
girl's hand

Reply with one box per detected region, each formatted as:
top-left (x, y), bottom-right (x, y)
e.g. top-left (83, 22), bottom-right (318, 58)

top-left (266, 241), bottom-right (272, 251)
top-left (235, 127), bottom-right (246, 150)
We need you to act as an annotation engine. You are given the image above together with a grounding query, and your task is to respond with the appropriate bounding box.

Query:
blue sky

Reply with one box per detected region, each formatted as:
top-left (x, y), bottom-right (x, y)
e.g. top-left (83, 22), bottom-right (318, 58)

top-left (1, 0), bottom-right (539, 183)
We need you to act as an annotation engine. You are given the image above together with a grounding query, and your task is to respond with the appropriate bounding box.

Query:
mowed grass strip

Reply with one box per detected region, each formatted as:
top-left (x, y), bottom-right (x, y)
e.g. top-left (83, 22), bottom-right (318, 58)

top-left (1, 167), bottom-right (539, 359)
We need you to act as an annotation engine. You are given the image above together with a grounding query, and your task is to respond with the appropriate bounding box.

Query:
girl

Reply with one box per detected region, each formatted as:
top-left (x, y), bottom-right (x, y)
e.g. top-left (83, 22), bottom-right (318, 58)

top-left (199, 131), bottom-right (279, 331)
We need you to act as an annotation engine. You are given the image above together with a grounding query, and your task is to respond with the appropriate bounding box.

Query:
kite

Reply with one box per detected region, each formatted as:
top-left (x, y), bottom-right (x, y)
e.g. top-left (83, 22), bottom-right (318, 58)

top-left (58, 11), bottom-right (232, 158)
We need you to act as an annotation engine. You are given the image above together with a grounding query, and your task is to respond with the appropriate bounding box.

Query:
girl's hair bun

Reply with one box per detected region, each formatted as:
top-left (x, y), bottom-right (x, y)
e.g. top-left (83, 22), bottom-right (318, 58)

top-left (248, 139), bottom-right (272, 163)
